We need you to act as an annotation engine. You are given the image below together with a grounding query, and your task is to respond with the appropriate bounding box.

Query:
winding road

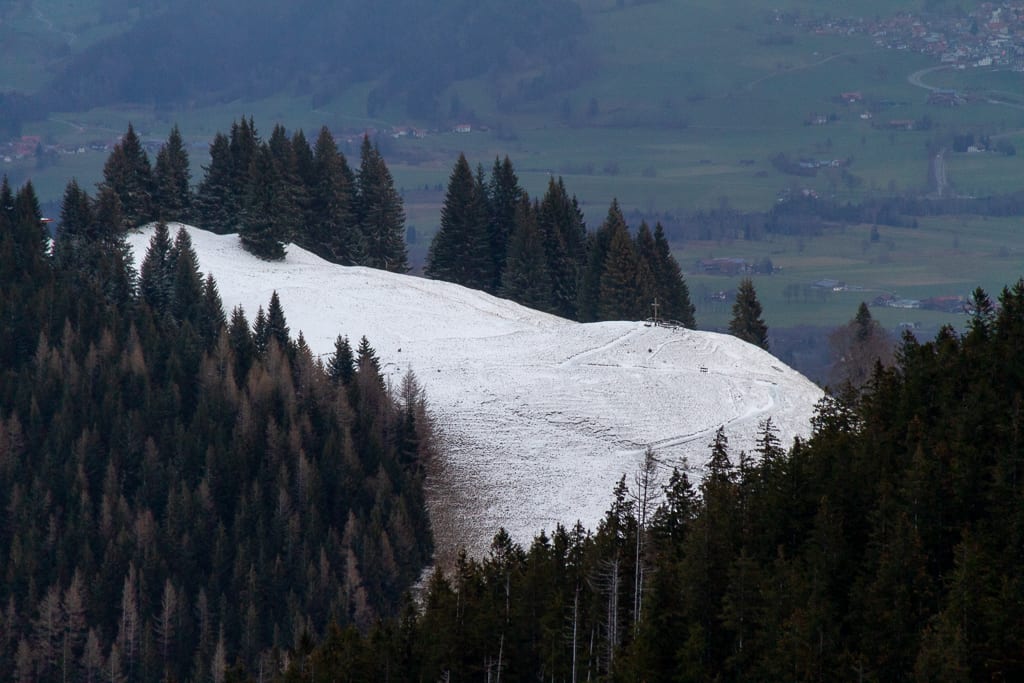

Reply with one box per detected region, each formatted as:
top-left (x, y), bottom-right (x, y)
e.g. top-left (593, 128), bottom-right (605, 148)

top-left (908, 64), bottom-right (1024, 112)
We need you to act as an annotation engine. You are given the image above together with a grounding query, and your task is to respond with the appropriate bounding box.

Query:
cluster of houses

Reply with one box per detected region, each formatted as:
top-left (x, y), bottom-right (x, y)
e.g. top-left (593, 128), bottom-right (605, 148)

top-left (798, 3), bottom-right (1024, 72)
top-left (383, 122), bottom-right (476, 140)
top-left (0, 134), bottom-right (108, 165)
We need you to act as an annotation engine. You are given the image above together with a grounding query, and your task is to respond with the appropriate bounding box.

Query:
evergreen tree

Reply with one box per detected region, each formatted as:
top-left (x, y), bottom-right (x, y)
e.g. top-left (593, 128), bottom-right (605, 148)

top-left (170, 228), bottom-right (204, 323)
top-left (579, 199), bottom-right (625, 322)
top-left (55, 179), bottom-right (94, 270)
top-left (500, 197), bottom-right (552, 311)
top-left (228, 116), bottom-right (260, 200)
top-left (356, 335), bottom-right (381, 377)
top-left (487, 156), bottom-right (523, 293)
top-left (90, 186), bottom-right (136, 307)
top-left (326, 334), bottom-right (356, 386)
top-left (425, 153), bottom-right (491, 288)
top-left (0, 175), bottom-right (13, 232)
top-left (239, 145), bottom-right (286, 260)
top-left (54, 180), bottom-right (134, 306)
top-left (265, 124), bottom-right (305, 241)
top-left (633, 221), bottom-right (661, 318)
top-left (153, 125), bottom-right (192, 223)
top-left (139, 222), bottom-right (175, 315)
top-left (354, 136), bottom-right (408, 272)
top-left (728, 278), bottom-right (769, 350)
top-left (306, 127), bottom-right (360, 265)
top-left (652, 223), bottom-right (695, 327)
top-left (537, 178), bottom-right (587, 320)
top-left (265, 291), bottom-right (291, 352)
top-left (198, 274), bottom-right (227, 348)
top-left (578, 204), bottom-right (620, 322)
top-left (99, 123), bottom-right (154, 230)
top-left (228, 305), bottom-right (255, 382)
top-left (291, 128), bottom-right (316, 229)
top-left (598, 214), bottom-right (649, 321)
top-left (194, 133), bottom-right (237, 234)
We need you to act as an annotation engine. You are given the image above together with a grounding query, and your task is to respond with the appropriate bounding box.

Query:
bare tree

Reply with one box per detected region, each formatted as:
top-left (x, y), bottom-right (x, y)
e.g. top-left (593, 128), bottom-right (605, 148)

top-left (632, 447), bottom-right (662, 631)
top-left (116, 565), bottom-right (140, 680)
top-left (81, 628), bottom-right (104, 683)
top-left (34, 583), bottom-right (62, 678)
top-left (62, 571), bottom-right (88, 683)
top-left (155, 579), bottom-right (178, 672)
top-left (828, 302), bottom-right (894, 390)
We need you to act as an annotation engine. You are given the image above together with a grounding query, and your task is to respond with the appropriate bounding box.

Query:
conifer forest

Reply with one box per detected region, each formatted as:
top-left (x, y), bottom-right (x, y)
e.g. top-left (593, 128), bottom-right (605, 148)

top-left (3, 115), bottom-right (1024, 681)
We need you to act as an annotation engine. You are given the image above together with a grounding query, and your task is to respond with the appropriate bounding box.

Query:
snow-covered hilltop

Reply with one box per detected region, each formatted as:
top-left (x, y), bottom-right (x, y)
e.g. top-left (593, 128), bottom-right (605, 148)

top-left (128, 225), bottom-right (825, 561)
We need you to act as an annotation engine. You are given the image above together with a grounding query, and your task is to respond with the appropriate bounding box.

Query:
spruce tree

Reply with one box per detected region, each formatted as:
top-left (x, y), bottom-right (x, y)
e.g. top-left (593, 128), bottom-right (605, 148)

top-left (538, 178), bottom-right (587, 320)
top-left (598, 213), bottom-right (649, 321)
top-left (634, 221), bottom-right (661, 318)
top-left (354, 136), bottom-right (407, 272)
top-left (266, 124), bottom-right (305, 241)
top-left (488, 156), bottom-right (523, 293)
top-left (55, 179), bottom-right (94, 270)
top-left (228, 305), bottom-right (255, 382)
top-left (0, 175), bottom-right (13, 232)
top-left (579, 199), bottom-right (625, 322)
top-left (728, 278), bottom-right (769, 350)
top-left (265, 291), bottom-right (291, 353)
top-left (500, 197), bottom-right (552, 311)
top-left (139, 222), bottom-right (175, 315)
top-left (198, 274), bottom-right (227, 348)
top-left (228, 117), bottom-right (260, 199)
top-left (652, 222), bottom-right (695, 327)
top-left (306, 127), bottom-right (359, 265)
top-left (252, 305), bottom-right (269, 357)
top-left (425, 153), bottom-right (491, 288)
top-left (90, 186), bottom-right (136, 306)
top-left (170, 228), bottom-right (204, 324)
top-left (194, 133), bottom-right (237, 234)
top-left (239, 145), bottom-right (286, 260)
top-left (100, 123), bottom-right (154, 230)
top-left (327, 334), bottom-right (356, 386)
top-left (291, 128), bottom-right (316, 229)
top-left (11, 179), bottom-right (42, 231)
top-left (153, 125), bottom-right (192, 223)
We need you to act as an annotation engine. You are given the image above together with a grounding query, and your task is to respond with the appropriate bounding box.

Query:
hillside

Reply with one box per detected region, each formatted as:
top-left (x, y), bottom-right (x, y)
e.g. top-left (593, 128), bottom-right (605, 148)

top-left (127, 224), bottom-right (824, 560)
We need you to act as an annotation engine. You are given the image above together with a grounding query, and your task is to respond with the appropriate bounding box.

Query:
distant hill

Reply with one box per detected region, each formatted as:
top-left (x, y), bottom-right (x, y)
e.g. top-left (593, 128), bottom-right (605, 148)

top-left (127, 224), bottom-right (824, 561)
top-left (19, 0), bottom-right (580, 118)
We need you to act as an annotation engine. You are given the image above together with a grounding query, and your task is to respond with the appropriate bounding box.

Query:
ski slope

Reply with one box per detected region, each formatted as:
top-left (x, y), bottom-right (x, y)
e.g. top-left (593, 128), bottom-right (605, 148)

top-left (128, 225), bottom-right (825, 561)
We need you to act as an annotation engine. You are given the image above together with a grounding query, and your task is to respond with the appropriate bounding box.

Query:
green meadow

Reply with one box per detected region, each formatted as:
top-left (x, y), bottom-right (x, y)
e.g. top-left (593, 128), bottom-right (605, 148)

top-left (685, 213), bottom-right (1024, 332)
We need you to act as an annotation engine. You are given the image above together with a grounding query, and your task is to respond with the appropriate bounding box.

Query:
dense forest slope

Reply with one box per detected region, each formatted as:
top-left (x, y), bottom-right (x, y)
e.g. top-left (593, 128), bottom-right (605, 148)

top-left (0, 185), bottom-right (434, 681)
top-left (281, 284), bottom-right (1024, 682)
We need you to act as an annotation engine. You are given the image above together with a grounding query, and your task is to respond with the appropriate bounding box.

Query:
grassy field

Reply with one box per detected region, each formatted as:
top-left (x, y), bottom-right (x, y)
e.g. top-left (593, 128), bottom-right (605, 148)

top-left (686, 213), bottom-right (1024, 332)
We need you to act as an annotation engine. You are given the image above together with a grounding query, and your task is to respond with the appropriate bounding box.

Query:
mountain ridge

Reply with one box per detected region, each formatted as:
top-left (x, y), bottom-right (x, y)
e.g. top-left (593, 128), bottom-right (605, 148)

top-left (127, 223), bottom-right (825, 562)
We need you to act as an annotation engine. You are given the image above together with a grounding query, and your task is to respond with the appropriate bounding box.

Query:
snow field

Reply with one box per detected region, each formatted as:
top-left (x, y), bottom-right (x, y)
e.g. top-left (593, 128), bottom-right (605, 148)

top-left (129, 225), bottom-right (825, 562)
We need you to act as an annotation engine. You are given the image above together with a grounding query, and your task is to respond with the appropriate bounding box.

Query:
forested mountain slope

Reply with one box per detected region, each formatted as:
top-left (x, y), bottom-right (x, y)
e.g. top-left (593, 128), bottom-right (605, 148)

top-left (126, 224), bottom-right (825, 561)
